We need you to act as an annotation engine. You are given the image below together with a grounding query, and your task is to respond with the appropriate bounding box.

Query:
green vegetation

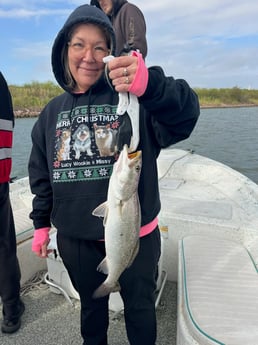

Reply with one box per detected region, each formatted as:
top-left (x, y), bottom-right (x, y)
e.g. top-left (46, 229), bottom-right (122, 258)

top-left (196, 87), bottom-right (258, 108)
top-left (9, 81), bottom-right (63, 117)
top-left (9, 82), bottom-right (258, 117)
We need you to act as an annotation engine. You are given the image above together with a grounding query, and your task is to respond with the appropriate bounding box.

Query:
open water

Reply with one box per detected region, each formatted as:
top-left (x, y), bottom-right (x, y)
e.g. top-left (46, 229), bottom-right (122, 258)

top-left (12, 107), bottom-right (258, 184)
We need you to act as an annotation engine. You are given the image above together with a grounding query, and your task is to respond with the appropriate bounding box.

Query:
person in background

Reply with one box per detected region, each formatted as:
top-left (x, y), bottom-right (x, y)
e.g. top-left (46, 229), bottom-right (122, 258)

top-left (29, 4), bottom-right (199, 345)
top-left (90, 0), bottom-right (148, 58)
top-left (0, 71), bottom-right (25, 334)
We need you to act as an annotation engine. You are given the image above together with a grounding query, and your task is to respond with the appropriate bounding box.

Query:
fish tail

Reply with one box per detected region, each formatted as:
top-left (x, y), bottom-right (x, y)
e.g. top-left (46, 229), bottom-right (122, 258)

top-left (92, 281), bottom-right (121, 299)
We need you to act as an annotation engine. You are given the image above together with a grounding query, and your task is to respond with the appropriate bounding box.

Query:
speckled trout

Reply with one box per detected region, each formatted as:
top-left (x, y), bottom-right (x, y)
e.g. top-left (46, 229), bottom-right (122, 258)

top-left (92, 144), bottom-right (142, 298)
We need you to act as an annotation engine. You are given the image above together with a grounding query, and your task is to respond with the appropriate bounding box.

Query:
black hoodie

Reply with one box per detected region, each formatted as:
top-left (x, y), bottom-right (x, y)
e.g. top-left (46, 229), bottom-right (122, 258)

top-left (28, 4), bottom-right (200, 240)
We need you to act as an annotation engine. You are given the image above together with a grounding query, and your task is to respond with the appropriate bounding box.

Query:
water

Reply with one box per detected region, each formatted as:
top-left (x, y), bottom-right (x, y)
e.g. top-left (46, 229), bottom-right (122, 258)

top-left (173, 106), bottom-right (258, 184)
top-left (12, 117), bottom-right (37, 179)
top-left (12, 107), bottom-right (258, 184)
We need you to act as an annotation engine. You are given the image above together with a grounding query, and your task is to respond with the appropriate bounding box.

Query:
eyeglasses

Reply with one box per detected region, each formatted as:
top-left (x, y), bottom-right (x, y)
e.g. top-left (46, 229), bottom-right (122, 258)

top-left (68, 41), bottom-right (109, 61)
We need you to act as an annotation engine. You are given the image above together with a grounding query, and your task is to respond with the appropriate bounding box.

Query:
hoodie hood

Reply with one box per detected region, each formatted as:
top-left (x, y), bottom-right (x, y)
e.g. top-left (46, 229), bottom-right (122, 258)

top-left (90, 0), bottom-right (128, 17)
top-left (51, 4), bottom-right (116, 92)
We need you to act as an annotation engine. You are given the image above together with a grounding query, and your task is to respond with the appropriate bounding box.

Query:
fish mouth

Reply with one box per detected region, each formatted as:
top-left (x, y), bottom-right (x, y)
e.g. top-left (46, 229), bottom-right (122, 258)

top-left (128, 150), bottom-right (141, 159)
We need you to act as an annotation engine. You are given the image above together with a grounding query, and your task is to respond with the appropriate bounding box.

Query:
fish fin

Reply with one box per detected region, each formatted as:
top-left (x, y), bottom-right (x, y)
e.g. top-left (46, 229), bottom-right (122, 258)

top-left (92, 202), bottom-right (109, 226)
top-left (97, 257), bottom-right (109, 275)
top-left (92, 281), bottom-right (121, 299)
top-left (127, 240), bottom-right (140, 268)
top-left (92, 202), bottom-right (107, 217)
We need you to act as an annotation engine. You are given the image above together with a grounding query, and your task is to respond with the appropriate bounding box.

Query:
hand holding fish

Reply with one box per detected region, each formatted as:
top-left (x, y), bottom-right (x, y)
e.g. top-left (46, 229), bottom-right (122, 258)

top-left (105, 51), bottom-right (149, 96)
top-left (107, 55), bottom-right (137, 90)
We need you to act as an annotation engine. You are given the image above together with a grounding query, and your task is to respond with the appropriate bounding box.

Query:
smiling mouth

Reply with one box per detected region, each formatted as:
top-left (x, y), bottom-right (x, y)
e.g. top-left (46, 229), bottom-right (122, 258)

top-left (79, 66), bottom-right (99, 73)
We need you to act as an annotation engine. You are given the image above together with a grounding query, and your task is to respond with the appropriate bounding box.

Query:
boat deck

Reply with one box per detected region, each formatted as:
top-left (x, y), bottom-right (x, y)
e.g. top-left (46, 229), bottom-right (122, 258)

top-left (0, 271), bottom-right (177, 345)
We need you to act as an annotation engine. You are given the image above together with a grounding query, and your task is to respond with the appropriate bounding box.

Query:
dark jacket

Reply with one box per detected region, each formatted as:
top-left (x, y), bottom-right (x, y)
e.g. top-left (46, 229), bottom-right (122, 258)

top-left (28, 4), bottom-right (200, 240)
top-left (0, 72), bottom-right (14, 183)
top-left (90, 0), bottom-right (147, 58)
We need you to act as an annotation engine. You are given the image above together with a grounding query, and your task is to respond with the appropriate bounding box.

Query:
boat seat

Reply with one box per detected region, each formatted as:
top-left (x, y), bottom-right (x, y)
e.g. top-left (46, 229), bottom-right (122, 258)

top-left (177, 235), bottom-right (258, 345)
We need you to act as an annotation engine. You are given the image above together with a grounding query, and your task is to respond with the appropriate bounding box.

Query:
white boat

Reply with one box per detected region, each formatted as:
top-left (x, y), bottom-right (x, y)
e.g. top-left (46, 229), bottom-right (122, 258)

top-left (157, 149), bottom-right (258, 344)
top-left (10, 148), bottom-right (258, 344)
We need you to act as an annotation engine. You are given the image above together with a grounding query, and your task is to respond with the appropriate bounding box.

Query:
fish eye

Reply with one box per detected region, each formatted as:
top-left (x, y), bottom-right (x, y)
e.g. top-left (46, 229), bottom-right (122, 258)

top-left (135, 165), bottom-right (141, 172)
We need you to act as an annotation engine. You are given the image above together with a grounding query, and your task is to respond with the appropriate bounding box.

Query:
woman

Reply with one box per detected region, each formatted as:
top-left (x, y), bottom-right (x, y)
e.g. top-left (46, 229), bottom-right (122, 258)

top-left (29, 4), bottom-right (199, 345)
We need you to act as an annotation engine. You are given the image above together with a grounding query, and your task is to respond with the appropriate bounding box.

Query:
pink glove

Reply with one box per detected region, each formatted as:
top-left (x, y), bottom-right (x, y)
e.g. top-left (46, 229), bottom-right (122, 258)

top-left (32, 227), bottom-right (51, 257)
top-left (128, 51), bottom-right (149, 97)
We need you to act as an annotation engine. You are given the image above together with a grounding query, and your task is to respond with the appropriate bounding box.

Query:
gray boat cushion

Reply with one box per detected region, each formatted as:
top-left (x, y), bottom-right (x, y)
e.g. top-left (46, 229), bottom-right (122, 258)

top-left (180, 235), bottom-right (258, 344)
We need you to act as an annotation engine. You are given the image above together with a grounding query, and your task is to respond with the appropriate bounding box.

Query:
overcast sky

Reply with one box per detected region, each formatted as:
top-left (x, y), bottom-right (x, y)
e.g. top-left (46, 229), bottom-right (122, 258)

top-left (0, 0), bottom-right (257, 89)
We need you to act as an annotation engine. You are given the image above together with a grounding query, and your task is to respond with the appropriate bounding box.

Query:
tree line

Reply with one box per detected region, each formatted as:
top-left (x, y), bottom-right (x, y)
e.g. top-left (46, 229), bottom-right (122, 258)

top-left (9, 81), bottom-right (258, 117)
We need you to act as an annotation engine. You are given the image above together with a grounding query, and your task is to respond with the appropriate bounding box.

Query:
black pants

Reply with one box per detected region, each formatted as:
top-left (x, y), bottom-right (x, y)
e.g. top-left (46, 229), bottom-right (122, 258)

top-left (57, 227), bottom-right (161, 345)
top-left (0, 183), bottom-right (21, 317)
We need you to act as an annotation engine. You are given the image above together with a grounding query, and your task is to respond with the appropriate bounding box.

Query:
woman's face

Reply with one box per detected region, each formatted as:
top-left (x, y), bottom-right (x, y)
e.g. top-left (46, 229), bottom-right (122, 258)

top-left (68, 24), bottom-right (109, 92)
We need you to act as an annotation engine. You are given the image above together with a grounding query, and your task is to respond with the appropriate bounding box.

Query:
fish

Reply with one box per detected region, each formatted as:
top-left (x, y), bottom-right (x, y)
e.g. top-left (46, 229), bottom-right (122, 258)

top-left (92, 144), bottom-right (142, 298)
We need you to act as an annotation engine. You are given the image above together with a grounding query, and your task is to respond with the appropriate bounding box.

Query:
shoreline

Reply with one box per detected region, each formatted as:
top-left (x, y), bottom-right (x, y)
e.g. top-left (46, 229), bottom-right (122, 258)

top-left (200, 104), bottom-right (258, 109)
top-left (14, 104), bottom-right (258, 118)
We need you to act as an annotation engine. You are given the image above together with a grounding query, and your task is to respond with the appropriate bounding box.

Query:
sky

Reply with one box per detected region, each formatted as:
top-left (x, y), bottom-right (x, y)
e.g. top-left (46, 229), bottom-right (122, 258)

top-left (0, 0), bottom-right (258, 89)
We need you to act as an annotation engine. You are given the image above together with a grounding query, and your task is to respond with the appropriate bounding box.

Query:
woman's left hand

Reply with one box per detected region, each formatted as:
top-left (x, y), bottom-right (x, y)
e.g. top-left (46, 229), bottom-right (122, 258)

top-left (107, 52), bottom-right (149, 97)
top-left (108, 55), bottom-right (138, 92)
